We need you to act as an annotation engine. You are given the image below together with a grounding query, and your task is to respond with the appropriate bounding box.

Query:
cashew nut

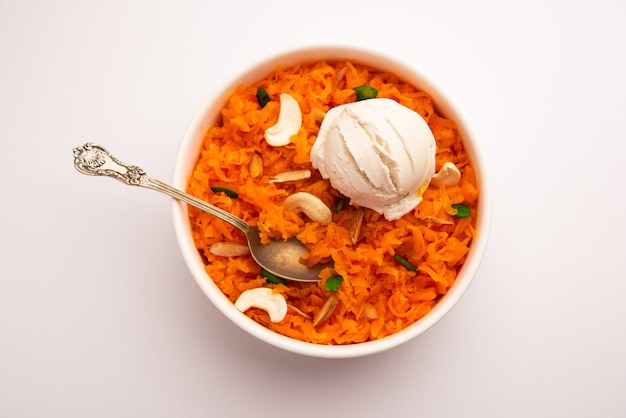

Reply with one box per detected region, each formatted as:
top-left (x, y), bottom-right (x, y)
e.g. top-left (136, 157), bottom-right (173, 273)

top-left (283, 192), bottom-right (332, 225)
top-left (264, 93), bottom-right (302, 146)
top-left (234, 287), bottom-right (287, 323)
top-left (431, 162), bottom-right (461, 187)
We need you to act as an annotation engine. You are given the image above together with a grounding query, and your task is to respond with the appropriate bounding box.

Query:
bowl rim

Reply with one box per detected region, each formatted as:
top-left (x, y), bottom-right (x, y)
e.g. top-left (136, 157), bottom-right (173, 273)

top-left (171, 44), bottom-right (492, 358)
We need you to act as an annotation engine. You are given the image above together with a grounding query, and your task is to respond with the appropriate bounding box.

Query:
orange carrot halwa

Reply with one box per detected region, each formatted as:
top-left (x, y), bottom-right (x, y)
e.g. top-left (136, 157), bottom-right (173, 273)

top-left (187, 60), bottom-right (479, 345)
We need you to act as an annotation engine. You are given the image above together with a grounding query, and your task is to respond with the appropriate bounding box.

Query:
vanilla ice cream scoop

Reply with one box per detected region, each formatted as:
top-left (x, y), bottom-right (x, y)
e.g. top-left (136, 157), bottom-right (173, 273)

top-left (311, 98), bottom-right (436, 220)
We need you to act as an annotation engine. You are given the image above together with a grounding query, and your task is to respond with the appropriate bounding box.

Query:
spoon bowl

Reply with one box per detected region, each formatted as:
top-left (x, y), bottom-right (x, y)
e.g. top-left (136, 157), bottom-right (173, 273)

top-left (245, 225), bottom-right (332, 282)
top-left (72, 142), bottom-right (330, 282)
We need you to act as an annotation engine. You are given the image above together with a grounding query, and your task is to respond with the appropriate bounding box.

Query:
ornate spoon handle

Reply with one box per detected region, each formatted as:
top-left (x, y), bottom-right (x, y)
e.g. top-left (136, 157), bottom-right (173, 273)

top-left (72, 142), bottom-right (249, 233)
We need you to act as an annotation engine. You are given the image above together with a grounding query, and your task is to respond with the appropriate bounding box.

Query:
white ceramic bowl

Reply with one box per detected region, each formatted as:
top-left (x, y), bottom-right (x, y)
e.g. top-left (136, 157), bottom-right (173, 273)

top-left (172, 45), bottom-right (491, 358)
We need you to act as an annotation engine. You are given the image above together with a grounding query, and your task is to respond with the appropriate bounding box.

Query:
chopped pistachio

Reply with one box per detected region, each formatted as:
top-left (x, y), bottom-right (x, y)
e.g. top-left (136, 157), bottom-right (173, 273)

top-left (393, 254), bottom-right (418, 272)
top-left (452, 203), bottom-right (471, 218)
top-left (261, 268), bottom-right (286, 285)
top-left (354, 85), bottom-right (378, 101)
top-left (333, 197), bottom-right (345, 213)
top-left (325, 275), bottom-right (343, 292)
top-left (210, 186), bottom-right (238, 198)
top-left (256, 87), bottom-right (270, 108)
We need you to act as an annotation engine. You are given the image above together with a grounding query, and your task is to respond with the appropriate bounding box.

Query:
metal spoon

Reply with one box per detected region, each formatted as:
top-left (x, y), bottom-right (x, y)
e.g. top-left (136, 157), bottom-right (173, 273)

top-left (72, 142), bottom-right (332, 282)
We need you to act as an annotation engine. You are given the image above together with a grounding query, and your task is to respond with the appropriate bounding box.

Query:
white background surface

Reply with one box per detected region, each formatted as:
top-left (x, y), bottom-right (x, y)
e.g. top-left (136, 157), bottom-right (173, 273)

top-left (2, 1), bottom-right (625, 416)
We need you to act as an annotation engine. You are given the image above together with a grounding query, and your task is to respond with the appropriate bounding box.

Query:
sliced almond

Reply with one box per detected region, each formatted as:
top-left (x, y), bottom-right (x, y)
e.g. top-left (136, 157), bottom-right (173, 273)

top-left (349, 206), bottom-right (365, 245)
top-left (422, 216), bottom-right (454, 225)
top-left (287, 303), bottom-right (312, 320)
top-left (313, 294), bottom-right (339, 327)
top-left (310, 107), bottom-right (327, 123)
top-left (332, 66), bottom-right (348, 90)
top-left (269, 169), bottom-right (311, 183)
top-left (209, 242), bottom-right (250, 257)
top-left (362, 302), bottom-right (379, 320)
top-left (249, 152), bottom-right (263, 179)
